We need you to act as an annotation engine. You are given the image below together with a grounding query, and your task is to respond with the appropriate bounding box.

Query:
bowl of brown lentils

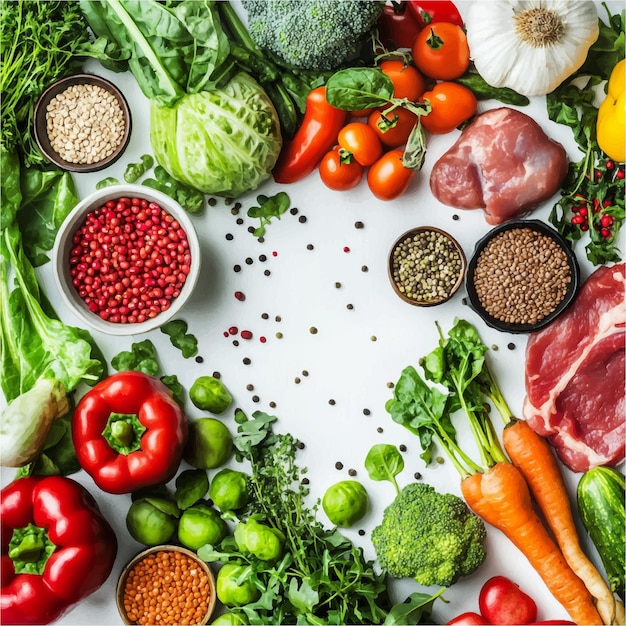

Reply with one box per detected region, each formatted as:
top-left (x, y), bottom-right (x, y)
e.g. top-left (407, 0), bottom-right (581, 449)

top-left (34, 73), bottom-right (131, 172)
top-left (52, 183), bottom-right (201, 335)
top-left (388, 226), bottom-right (467, 306)
top-left (116, 545), bottom-right (217, 625)
top-left (465, 219), bottom-right (580, 333)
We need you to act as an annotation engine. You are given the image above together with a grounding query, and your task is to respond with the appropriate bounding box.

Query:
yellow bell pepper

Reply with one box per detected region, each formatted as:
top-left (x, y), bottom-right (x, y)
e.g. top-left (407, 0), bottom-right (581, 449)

top-left (597, 58), bottom-right (625, 163)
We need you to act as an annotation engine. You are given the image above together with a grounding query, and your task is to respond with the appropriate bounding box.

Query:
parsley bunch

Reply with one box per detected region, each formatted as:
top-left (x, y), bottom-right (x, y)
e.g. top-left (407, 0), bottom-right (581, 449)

top-left (547, 5), bottom-right (625, 266)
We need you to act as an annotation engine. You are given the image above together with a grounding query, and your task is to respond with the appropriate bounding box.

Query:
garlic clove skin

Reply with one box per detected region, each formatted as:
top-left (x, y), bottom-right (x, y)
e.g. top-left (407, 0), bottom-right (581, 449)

top-left (466, 0), bottom-right (599, 98)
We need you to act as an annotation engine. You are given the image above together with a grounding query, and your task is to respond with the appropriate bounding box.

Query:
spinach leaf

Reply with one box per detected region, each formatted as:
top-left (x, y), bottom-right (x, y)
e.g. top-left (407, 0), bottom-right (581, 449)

top-left (161, 319), bottom-right (198, 358)
top-left (124, 154), bottom-right (154, 183)
top-left (160, 374), bottom-right (185, 407)
top-left (364, 444), bottom-right (404, 495)
top-left (326, 68), bottom-right (395, 111)
top-left (247, 192), bottom-right (291, 238)
top-left (111, 339), bottom-right (160, 376)
top-left (142, 166), bottom-right (204, 213)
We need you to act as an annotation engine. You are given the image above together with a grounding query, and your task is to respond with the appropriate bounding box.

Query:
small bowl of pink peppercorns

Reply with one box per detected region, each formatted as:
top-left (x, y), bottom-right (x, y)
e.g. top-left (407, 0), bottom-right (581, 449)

top-left (53, 184), bottom-right (201, 335)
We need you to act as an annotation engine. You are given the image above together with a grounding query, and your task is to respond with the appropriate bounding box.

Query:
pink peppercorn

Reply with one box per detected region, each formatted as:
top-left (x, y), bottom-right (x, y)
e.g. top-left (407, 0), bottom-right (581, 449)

top-left (241, 330), bottom-right (253, 340)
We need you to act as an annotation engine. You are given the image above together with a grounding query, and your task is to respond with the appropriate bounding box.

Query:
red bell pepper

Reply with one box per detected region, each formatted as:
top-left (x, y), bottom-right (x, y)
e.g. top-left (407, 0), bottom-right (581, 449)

top-left (407, 1), bottom-right (464, 28)
top-left (273, 86), bottom-right (347, 184)
top-left (72, 371), bottom-right (188, 494)
top-left (1, 476), bottom-right (117, 625)
top-left (378, 1), bottom-right (422, 50)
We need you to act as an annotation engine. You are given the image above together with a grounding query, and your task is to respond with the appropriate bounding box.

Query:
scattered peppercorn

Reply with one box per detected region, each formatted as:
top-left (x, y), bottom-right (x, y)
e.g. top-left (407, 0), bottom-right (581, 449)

top-left (307, 244), bottom-right (314, 250)
top-left (233, 264), bottom-right (241, 273)
top-left (507, 342), bottom-right (516, 351)
top-left (348, 468), bottom-right (357, 476)
top-left (252, 395), bottom-right (259, 403)
top-left (245, 257), bottom-right (253, 265)
top-left (363, 408), bottom-right (371, 416)
top-left (298, 215), bottom-right (307, 223)
top-left (328, 399), bottom-right (335, 405)
top-left (236, 218), bottom-right (244, 225)
top-left (295, 377), bottom-right (301, 384)
top-left (243, 357), bottom-right (251, 365)
top-left (335, 461), bottom-right (343, 470)
top-left (414, 472), bottom-right (422, 480)
top-left (361, 265), bottom-right (368, 272)
top-left (195, 356), bottom-right (203, 364)
top-left (290, 207), bottom-right (299, 215)
top-left (399, 444), bottom-right (407, 452)
top-left (225, 233), bottom-right (234, 241)
top-left (309, 326), bottom-right (318, 334)
top-left (208, 197), bottom-right (217, 207)
top-left (269, 401), bottom-right (276, 408)
top-left (261, 312), bottom-right (269, 319)
top-left (302, 370), bottom-right (309, 377)
top-left (264, 269), bottom-right (271, 276)
top-left (376, 427), bottom-right (384, 433)
top-left (241, 330), bottom-right (253, 340)
top-left (259, 254), bottom-right (267, 262)
top-left (355, 221), bottom-right (364, 229)
top-left (335, 282), bottom-right (341, 288)
top-left (234, 291), bottom-right (245, 301)
top-left (346, 304), bottom-right (354, 310)
top-left (246, 384), bottom-right (254, 391)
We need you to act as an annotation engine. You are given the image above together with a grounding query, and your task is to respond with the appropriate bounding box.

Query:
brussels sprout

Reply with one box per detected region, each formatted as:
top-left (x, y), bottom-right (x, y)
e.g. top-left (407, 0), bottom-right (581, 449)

top-left (178, 503), bottom-right (227, 551)
top-left (234, 518), bottom-right (284, 561)
top-left (189, 376), bottom-right (233, 414)
top-left (209, 469), bottom-right (249, 511)
top-left (216, 563), bottom-right (260, 607)
top-left (126, 497), bottom-right (179, 545)
top-left (184, 418), bottom-right (233, 469)
top-left (322, 480), bottom-right (368, 527)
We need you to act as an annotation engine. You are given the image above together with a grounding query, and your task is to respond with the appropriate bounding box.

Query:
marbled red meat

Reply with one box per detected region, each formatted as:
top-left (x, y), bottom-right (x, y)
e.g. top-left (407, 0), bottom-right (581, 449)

top-left (430, 108), bottom-right (568, 225)
top-left (523, 263), bottom-right (626, 473)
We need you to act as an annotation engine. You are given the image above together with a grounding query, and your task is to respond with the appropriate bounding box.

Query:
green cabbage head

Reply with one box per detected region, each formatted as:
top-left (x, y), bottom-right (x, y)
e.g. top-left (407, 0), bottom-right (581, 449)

top-left (150, 72), bottom-right (282, 197)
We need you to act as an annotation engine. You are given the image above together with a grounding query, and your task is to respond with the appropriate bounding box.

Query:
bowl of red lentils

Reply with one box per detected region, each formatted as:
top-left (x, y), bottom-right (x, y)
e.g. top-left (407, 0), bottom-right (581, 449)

top-left (52, 184), bottom-right (201, 335)
top-left (116, 545), bottom-right (217, 626)
top-left (465, 219), bottom-right (580, 333)
top-left (34, 73), bottom-right (131, 172)
top-left (388, 226), bottom-right (467, 306)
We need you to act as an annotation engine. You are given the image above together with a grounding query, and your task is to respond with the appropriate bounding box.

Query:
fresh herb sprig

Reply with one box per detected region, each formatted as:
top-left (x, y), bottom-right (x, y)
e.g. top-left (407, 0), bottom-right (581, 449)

top-left (547, 5), bottom-right (625, 266)
top-left (247, 192), bottom-right (291, 238)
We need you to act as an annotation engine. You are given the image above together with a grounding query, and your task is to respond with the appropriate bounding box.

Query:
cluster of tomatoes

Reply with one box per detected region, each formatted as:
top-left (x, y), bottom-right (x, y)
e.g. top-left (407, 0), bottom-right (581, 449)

top-left (318, 21), bottom-right (477, 201)
top-left (446, 576), bottom-right (575, 626)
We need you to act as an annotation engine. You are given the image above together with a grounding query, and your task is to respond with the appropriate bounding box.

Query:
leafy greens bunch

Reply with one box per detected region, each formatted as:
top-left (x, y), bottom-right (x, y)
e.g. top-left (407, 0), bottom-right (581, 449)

top-left (198, 412), bottom-right (442, 625)
top-left (547, 5), bottom-right (625, 266)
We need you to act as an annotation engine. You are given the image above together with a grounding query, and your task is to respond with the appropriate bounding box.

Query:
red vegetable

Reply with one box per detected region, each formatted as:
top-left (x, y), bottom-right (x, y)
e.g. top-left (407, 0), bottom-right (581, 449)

top-left (530, 622), bottom-right (577, 625)
top-left (407, 1), bottom-right (463, 29)
top-left (319, 147), bottom-right (363, 191)
top-left (72, 371), bottom-right (188, 494)
top-left (445, 611), bottom-right (489, 625)
top-left (273, 86), bottom-right (347, 184)
top-left (1, 476), bottom-right (117, 625)
top-left (367, 149), bottom-right (416, 200)
top-left (478, 576), bottom-right (538, 625)
top-left (378, 1), bottom-right (421, 49)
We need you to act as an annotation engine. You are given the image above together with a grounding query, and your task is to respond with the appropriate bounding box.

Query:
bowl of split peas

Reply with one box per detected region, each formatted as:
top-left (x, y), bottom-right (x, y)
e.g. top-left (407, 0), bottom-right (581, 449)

top-left (116, 545), bottom-right (217, 626)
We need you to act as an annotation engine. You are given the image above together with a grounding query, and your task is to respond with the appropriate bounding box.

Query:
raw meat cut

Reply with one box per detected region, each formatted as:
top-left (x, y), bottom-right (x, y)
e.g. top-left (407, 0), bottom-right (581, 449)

top-left (523, 263), bottom-right (626, 473)
top-left (430, 108), bottom-right (568, 225)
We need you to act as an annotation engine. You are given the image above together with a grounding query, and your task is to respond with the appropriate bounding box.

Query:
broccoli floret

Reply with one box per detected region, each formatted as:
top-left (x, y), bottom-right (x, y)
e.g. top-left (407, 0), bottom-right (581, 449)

top-left (241, 0), bottom-right (384, 71)
top-left (371, 482), bottom-right (487, 588)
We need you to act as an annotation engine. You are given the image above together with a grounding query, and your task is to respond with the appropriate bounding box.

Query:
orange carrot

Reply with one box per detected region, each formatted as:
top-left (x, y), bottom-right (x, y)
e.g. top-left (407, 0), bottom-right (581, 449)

top-left (461, 462), bottom-right (603, 626)
top-left (503, 419), bottom-right (622, 626)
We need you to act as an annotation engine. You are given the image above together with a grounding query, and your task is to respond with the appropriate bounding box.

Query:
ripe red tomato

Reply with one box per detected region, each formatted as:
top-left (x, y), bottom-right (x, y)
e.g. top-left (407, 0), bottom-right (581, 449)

top-left (367, 149), bottom-right (415, 201)
top-left (367, 107), bottom-right (418, 148)
top-left (445, 612), bottom-right (489, 626)
top-left (319, 147), bottom-right (363, 191)
top-left (379, 60), bottom-right (426, 102)
top-left (421, 82), bottom-right (477, 134)
top-left (337, 122), bottom-right (383, 167)
top-left (412, 21), bottom-right (470, 80)
top-left (479, 576), bottom-right (538, 626)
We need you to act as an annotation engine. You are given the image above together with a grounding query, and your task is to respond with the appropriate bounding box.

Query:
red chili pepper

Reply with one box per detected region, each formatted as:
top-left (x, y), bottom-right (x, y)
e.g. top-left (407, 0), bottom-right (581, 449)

top-left (378, 1), bottom-right (422, 49)
top-left (407, 0), bottom-right (464, 28)
top-left (273, 86), bottom-right (347, 184)
top-left (72, 371), bottom-right (188, 494)
top-left (1, 475), bottom-right (117, 625)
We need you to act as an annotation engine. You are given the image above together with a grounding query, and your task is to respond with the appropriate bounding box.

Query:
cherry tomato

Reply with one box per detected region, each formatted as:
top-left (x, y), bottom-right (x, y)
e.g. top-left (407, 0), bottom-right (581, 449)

top-left (479, 576), bottom-right (538, 626)
top-left (319, 147), bottom-right (363, 191)
top-left (379, 60), bottom-right (426, 102)
top-left (337, 122), bottom-right (383, 167)
top-left (412, 22), bottom-right (470, 80)
top-left (378, 1), bottom-right (421, 50)
top-left (367, 149), bottom-right (415, 201)
top-left (421, 82), bottom-right (476, 134)
top-left (367, 107), bottom-right (418, 148)
top-left (407, 1), bottom-right (464, 29)
top-left (445, 612), bottom-right (489, 626)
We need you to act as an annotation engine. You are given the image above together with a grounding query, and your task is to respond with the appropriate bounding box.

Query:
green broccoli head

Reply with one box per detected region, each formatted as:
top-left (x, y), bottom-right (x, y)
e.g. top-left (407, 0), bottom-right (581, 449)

top-left (371, 482), bottom-right (487, 588)
top-left (241, 0), bottom-right (384, 71)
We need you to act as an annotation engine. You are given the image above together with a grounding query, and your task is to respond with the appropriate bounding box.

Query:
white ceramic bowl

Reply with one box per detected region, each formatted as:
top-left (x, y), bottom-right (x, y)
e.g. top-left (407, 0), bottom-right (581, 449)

top-left (53, 184), bottom-right (201, 335)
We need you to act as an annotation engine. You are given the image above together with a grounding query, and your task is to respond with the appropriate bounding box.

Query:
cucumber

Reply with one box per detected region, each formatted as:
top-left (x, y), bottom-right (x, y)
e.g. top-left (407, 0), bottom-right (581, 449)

top-left (577, 466), bottom-right (625, 601)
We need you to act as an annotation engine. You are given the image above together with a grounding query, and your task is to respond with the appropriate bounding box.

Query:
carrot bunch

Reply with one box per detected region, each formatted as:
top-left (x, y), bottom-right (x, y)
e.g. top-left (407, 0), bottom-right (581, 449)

top-left (386, 319), bottom-right (623, 626)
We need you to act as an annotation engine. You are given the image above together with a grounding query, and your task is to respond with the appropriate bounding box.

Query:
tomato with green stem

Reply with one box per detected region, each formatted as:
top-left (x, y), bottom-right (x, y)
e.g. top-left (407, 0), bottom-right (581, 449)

top-left (368, 107), bottom-right (418, 147)
top-left (412, 22), bottom-right (470, 80)
top-left (319, 147), bottom-right (363, 191)
top-left (337, 122), bottom-right (383, 167)
top-left (379, 60), bottom-right (426, 102)
top-left (367, 149), bottom-right (416, 201)
top-left (421, 82), bottom-right (476, 134)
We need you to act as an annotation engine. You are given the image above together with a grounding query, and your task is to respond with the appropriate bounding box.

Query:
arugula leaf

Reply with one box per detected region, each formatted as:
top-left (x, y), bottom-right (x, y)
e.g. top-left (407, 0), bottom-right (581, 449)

top-left (161, 319), bottom-right (198, 358)
top-left (247, 192), bottom-right (291, 238)
top-left (383, 589), bottom-right (446, 625)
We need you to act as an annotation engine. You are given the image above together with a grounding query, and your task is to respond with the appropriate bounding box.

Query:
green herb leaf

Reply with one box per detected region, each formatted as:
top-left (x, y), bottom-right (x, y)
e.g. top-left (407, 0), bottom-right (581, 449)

top-left (161, 319), bottom-right (198, 358)
top-left (364, 444), bottom-right (404, 494)
top-left (247, 192), bottom-right (291, 239)
top-left (160, 374), bottom-right (185, 407)
top-left (124, 154), bottom-right (154, 183)
top-left (326, 68), bottom-right (394, 111)
top-left (111, 339), bottom-right (160, 375)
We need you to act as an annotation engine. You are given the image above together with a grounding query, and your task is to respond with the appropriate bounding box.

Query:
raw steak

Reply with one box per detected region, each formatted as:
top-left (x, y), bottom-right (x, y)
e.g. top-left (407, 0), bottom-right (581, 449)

top-left (523, 263), bottom-right (626, 473)
top-left (430, 108), bottom-right (568, 225)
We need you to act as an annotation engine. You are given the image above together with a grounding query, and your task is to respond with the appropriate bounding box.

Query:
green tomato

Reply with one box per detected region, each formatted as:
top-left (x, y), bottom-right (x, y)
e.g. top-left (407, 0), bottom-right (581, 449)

top-left (184, 417), bottom-right (233, 469)
top-left (126, 497), bottom-right (179, 545)
top-left (322, 480), bottom-right (368, 527)
top-left (189, 376), bottom-right (233, 414)
top-left (177, 503), bottom-right (227, 551)
top-left (234, 518), bottom-right (284, 561)
top-left (216, 563), bottom-right (260, 607)
top-left (211, 612), bottom-right (246, 625)
top-left (209, 469), bottom-right (249, 511)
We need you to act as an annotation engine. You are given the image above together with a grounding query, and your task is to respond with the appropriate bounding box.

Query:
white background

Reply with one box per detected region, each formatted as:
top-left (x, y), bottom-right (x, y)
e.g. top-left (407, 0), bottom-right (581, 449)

top-left (2, 1), bottom-right (624, 624)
